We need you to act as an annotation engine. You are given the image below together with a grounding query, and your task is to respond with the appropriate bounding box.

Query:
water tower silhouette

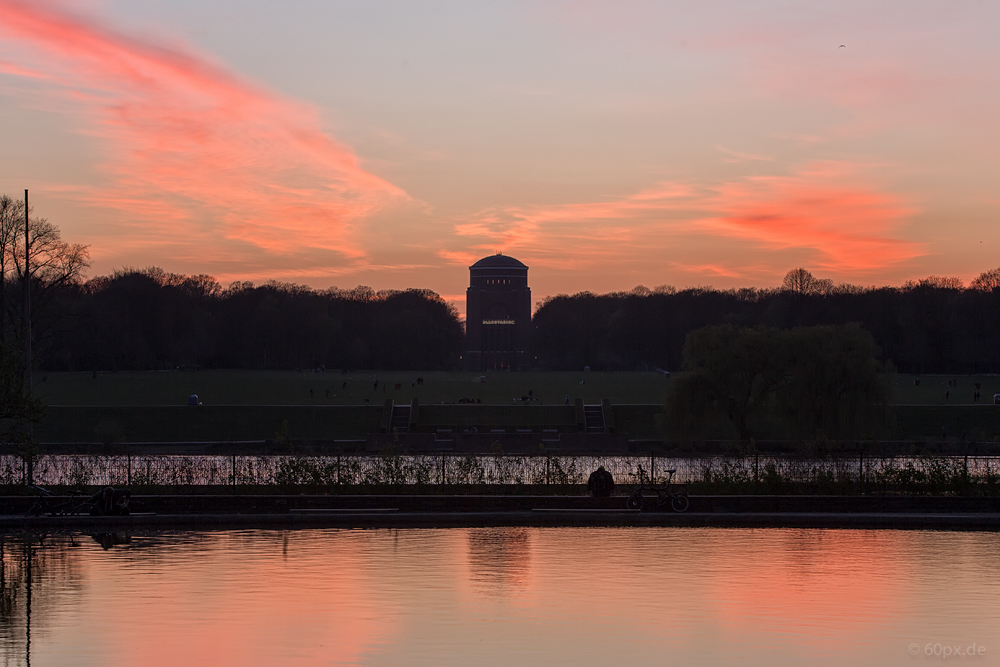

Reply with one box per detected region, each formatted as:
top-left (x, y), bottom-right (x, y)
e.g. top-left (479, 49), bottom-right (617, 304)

top-left (464, 253), bottom-right (531, 370)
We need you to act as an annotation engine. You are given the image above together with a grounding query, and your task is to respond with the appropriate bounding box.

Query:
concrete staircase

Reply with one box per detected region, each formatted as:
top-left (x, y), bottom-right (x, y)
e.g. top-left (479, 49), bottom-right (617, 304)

top-left (390, 405), bottom-right (411, 433)
top-left (583, 404), bottom-right (605, 432)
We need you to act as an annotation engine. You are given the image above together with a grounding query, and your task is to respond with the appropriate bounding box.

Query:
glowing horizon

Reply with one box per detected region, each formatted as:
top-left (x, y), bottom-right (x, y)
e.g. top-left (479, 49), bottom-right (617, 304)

top-left (1, 0), bottom-right (998, 313)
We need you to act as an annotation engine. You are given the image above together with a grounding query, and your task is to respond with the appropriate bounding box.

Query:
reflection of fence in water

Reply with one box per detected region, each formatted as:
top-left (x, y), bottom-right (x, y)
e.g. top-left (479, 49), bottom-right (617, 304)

top-left (0, 454), bottom-right (997, 489)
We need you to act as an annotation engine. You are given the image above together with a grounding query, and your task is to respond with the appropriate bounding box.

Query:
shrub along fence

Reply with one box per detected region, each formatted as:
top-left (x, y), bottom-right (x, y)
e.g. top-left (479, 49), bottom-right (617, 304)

top-left (1, 453), bottom-right (999, 495)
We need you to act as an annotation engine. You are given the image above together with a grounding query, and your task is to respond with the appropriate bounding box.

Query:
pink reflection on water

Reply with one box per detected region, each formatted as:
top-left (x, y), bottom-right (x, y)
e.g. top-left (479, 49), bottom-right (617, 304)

top-left (53, 531), bottom-right (398, 666)
top-left (4, 527), bottom-right (999, 666)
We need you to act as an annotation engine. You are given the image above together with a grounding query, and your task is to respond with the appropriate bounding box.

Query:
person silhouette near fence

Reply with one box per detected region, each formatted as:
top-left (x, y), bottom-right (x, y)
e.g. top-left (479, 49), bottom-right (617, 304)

top-left (587, 466), bottom-right (615, 497)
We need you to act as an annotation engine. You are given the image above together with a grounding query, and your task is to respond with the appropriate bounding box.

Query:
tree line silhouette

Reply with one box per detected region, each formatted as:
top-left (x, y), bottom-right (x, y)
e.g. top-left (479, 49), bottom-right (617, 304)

top-left (10, 264), bottom-right (999, 375)
top-left (29, 268), bottom-right (464, 371)
top-left (3, 194), bottom-right (1000, 375)
top-left (531, 268), bottom-right (1000, 374)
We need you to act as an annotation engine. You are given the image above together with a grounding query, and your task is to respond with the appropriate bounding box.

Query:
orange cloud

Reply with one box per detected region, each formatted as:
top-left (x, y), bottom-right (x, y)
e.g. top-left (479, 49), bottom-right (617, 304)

top-left (443, 183), bottom-right (700, 270)
top-left (668, 263), bottom-right (751, 279)
top-left (0, 1), bottom-right (406, 262)
top-left (442, 163), bottom-right (921, 278)
top-left (703, 166), bottom-right (922, 272)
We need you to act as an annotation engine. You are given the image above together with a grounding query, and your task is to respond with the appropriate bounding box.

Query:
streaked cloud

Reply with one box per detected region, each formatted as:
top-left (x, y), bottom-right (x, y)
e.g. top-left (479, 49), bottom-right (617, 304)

top-left (0, 0), bottom-right (992, 299)
top-left (704, 167), bottom-right (922, 272)
top-left (442, 163), bottom-right (922, 277)
top-left (667, 263), bottom-right (753, 280)
top-left (0, 0), bottom-right (406, 265)
top-left (716, 146), bottom-right (773, 163)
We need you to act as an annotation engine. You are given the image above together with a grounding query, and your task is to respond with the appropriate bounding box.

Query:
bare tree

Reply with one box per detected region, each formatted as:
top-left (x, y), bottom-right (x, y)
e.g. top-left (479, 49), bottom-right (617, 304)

top-left (11, 217), bottom-right (90, 294)
top-left (0, 195), bottom-right (90, 372)
top-left (782, 268), bottom-right (834, 295)
top-left (0, 197), bottom-right (46, 439)
top-left (0, 195), bottom-right (25, 345)
top-left (903, 275), bottom-right (964, 290)
top-left (970, 268), bottom-right (1000, 291)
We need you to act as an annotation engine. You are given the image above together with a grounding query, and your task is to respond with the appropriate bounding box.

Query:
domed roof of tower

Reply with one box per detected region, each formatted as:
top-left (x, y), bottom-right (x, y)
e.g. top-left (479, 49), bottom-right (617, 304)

top-left (470, 253), bottom-right (528, 269)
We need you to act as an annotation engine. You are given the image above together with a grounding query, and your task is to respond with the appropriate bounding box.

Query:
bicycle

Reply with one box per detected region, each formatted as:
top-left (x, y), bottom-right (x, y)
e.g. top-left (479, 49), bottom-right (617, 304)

top-left (25, 485), bottom-right (97, 517)
top-left (626, 468), bottom-right (689, 512)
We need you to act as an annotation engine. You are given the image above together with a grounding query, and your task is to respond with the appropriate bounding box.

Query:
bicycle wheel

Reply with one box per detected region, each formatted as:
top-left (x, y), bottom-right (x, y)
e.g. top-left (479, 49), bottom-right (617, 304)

top-left (671, 495), bottom-right (689, 513)
top-left (626, 493), bottom-right (644, 510)
top-left (25, 502), bottom-right (44, 518)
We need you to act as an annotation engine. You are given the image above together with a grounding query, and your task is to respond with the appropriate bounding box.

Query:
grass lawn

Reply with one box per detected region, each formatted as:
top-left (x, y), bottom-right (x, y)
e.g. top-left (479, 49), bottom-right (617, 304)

top-left (32, 369), bottom-right (674, 407)
top-left (32, 369), bottom-right (1000, 407)
top-left (888, 374), bottom-right (1000, 405)
top-left (22, 370), bottom-right (1000, 444)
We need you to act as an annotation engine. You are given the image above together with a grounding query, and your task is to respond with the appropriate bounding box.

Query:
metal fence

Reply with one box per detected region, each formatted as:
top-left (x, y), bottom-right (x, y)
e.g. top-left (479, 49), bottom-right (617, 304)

top-left (2, 453), bottom-right (999, 493)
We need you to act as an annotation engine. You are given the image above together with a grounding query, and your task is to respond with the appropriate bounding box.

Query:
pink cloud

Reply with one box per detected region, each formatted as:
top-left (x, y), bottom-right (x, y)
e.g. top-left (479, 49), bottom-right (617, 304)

top-left (446, 183), bottom-right (699, 265)
top-left (0, 1), bottom-right (406, 262)
top-left (436, 249), bottom-right (485, 267)
top-left (704, 173), bottom-right (921, 272)
top-left (668, 263), bottom-right (750, 279)
top-left (443, 163), bottom-right (922, 277)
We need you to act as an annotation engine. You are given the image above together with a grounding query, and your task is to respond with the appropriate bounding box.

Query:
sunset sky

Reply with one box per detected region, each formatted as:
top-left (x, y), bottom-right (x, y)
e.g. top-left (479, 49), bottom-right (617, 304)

top-left (1, 0), bottom-right (998, 313)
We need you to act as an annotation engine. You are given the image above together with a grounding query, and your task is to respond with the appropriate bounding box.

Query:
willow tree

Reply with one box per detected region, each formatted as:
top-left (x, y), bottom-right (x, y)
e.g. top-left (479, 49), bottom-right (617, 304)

top-left (776, 324), bottom-right (888, 440)
top-left (668, 325), bottom-right (789, 442)
top-left (669, 324), bottom-right (888, 443)
top-left (0, 341), bottom-right (43, 442)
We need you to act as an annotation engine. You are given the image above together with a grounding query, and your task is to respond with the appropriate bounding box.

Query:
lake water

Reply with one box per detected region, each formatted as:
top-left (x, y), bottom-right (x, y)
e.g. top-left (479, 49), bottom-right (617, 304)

top-left (1, 527), bottom-right (998, 666)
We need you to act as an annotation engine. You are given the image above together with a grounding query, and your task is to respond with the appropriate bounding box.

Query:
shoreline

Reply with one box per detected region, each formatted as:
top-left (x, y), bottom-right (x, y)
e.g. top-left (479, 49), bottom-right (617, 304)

top-left (3, 510), bottom-right (999, 532)
top-left (5, 493), bottom-right (1000, 532)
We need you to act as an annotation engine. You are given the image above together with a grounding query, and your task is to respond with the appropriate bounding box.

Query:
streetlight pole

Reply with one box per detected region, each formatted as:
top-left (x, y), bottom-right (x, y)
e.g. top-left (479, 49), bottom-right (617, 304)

top-left (23, 189), bottom-right (31, 394)
top-left (23, 190), bottom-right (33, 485)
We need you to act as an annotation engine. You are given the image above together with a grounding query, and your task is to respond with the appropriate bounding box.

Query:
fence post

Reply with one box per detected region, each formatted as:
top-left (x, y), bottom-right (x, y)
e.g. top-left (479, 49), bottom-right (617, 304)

top-left (859, 448), bottom-right (864, 492)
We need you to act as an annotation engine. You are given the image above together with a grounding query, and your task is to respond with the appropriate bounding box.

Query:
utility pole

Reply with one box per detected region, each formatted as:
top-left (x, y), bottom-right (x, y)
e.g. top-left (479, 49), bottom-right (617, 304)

top-left (23, 190), bottom-right (33, 481)
top-left (23, 189), bottom-right (31, 393)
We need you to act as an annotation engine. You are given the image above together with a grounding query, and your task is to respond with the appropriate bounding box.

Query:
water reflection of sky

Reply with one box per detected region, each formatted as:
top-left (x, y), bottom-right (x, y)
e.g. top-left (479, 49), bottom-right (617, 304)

top-left (466, 528), bottom-right (532, 597)
top-left (1, 528), bottom-right (998, 666)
